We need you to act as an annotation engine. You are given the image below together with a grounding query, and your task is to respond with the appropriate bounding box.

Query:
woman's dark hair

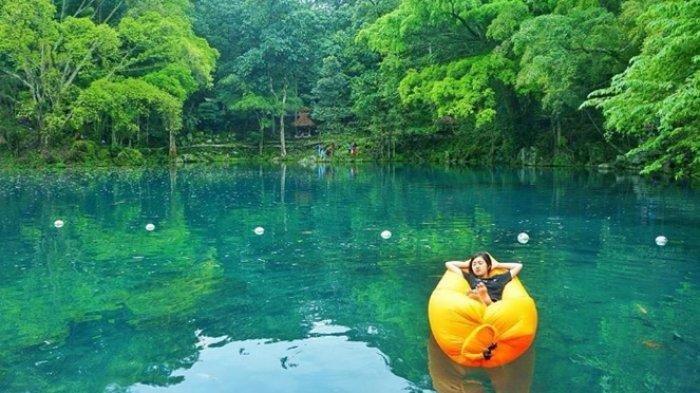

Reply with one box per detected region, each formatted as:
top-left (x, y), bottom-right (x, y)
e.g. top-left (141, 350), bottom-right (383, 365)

top-left (467, 251), bottom-right (492, 275)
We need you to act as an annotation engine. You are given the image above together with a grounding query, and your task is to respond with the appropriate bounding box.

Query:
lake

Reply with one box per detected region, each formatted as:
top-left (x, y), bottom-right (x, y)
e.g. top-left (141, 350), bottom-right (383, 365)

top-left (0, 165), bottom-right (697, 392)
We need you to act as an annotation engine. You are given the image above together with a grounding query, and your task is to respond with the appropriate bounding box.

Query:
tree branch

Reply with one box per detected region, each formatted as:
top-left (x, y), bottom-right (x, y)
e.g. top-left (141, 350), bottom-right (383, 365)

top-left (447, 0), bottom-right (482, 40)
top-left (73, 0), bottom-right (94, 18)
top-left (61, 41), bottom-right (100, 92)
top-left (584, 108), bottom-right (624, 154)
top-left (268, 74), bottom-right (278, 100)
top-left (1, 69), bottom-right (32, 90)
top-left (102, 0), bottom-right (124, 24)
top-left (570, 44), bottom-right (624, 64)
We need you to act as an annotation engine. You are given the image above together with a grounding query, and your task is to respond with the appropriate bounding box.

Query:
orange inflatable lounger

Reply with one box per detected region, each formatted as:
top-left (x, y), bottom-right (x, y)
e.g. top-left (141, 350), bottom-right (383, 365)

top-left (428, 268), bottom-right (537, 368)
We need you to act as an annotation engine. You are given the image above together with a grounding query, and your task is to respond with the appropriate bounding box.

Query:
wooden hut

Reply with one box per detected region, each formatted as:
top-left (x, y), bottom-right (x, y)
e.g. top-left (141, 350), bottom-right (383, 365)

top-left (293, 107), bottom-right (315, 138)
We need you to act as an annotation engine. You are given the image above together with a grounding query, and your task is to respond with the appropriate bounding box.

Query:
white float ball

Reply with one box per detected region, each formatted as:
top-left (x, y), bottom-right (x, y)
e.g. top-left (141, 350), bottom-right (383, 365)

top-left (54, 220), bottom-right (64, 228)
top-left (254, 226), bottom-right (265, 235)
top-left (380, 230), bottom-right (392, 239)
top-left (145, 223), bottom-right (155, 232)
top-left (517, 232), bottom-right (530, 244)
top-left (655, 235), bottom-right (667, 246)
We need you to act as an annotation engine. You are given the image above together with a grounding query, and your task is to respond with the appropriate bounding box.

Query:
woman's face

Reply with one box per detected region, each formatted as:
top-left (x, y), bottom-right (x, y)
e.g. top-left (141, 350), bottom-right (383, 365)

top-left (471, 257), bottom-right (488, 277)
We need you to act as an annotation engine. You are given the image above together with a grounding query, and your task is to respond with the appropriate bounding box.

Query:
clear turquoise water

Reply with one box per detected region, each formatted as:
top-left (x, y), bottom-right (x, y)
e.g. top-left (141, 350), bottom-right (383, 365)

top-left (0, 165), bottom-right (698, 393)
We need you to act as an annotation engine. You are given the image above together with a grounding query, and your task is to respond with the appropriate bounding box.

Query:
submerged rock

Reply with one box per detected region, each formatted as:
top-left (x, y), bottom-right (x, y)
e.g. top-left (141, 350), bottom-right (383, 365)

top-left (642, 340), bottom-right (662, 349)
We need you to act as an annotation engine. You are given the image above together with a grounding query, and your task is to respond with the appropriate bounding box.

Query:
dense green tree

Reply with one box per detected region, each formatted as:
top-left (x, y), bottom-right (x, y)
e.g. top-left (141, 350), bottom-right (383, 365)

top-left (332, 0), bottom-right (405, 158)
top-left (584, 0), bottom-right (699, 178)
top-left (194, 0), bottom-right (324, 157)
top-left (312, 56), bottom-right (352, 133)
top-left (511, 5), bottom-right (628, 159)
top-left (353, 0), bottom-right (696, 174)
top-left (358, 0), bottom-right (531, 161)
top-left (230, 93), bottom-right (275, 154)
top-left (0, 0), bottom-right (216, 157)
top-left (0, 0), bottom-right (696, 177)
top-left (0, 0), bottom-right (120, 146)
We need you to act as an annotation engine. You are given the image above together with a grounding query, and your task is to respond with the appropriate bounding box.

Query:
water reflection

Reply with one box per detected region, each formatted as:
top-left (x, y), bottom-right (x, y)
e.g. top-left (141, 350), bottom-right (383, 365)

top-left (133, 323), bottom-right (419, 393)
top-left (428, 337), bottom-right (535, 393)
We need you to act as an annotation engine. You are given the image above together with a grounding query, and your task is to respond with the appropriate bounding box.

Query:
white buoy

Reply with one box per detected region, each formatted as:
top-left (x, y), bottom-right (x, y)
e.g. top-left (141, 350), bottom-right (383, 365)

top-left (54, 220), bottom-right (64, 228)
top-left (517, 232), bottom-right (530, 244)
top-left (254, 226), bottom-right (265, 235)
top-left (655, 235), bottom-right (667, 246)
top-left (145, 223), bottom-right (155, 232)
top-left (380, 230), bottom-right (392, 239)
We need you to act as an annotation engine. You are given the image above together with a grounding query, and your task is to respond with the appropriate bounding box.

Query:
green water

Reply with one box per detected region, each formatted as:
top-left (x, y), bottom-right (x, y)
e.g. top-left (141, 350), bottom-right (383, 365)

top-left (0, 165), bottom-right (698, 392)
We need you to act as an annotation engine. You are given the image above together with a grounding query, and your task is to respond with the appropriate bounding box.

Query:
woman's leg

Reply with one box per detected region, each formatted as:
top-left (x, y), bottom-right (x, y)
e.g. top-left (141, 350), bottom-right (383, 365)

top-left (468, 290), bottom-right (481, 301)
top-left (476, 283), bottom-right (493, 305)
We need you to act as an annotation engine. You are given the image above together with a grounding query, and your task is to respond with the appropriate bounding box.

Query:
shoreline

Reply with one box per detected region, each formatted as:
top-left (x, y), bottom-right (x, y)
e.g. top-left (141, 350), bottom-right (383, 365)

top-left (0, 151), bottom-right (647, 175)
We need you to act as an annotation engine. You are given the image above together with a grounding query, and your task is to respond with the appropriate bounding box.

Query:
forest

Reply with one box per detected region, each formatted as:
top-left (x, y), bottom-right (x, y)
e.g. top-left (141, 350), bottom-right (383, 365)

top-left (0, 0), bottom-right (697, 178)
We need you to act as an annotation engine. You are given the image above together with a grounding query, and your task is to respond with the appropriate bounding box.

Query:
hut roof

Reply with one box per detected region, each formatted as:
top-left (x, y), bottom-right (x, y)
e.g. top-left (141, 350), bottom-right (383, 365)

top-left (293, 109), bottom-right (315, 127)
top-left (437, 115), bottom-right (456, 125)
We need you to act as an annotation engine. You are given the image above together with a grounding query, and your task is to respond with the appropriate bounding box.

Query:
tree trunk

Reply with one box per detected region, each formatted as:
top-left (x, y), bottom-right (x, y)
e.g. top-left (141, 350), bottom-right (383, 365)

top-left (36, 107), bottom-right (44, 150)
top-left (258, 116), bottom-right (265, 155)
top-left (552, 116), bottom-right (560, 157)
top-left (169, 129), bottom-right (177, 158)
top-left (268, 75), bottom-right (287, 158)
top-left (279, 114), bottom-right (286, 158)
top-left (279, 82), bottom-right (288, 158)
top-left (136, 119), bottom-right (141, 146)
top-left (386, 130), bottom-right (394, 160)
top-left (379, 131), bottom-right (385, 160)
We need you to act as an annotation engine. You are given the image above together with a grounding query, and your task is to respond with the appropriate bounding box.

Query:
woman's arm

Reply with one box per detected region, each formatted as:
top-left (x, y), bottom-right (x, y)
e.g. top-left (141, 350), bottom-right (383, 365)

top-left (445, 260), bottom-right (469, 274)
top-left (492, 260), bottom-right (523, 278)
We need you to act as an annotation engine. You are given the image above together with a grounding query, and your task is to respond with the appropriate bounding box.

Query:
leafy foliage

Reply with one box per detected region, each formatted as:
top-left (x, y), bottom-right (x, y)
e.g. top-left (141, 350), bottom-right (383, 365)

top-left (584, 0), bottom-right (699, 178)
top-left (0, 0), bottom-right (696, 177)
top-left (312, 56), bottom-right (352, 133)
top-left (0, 0), bottom-right (216, 154)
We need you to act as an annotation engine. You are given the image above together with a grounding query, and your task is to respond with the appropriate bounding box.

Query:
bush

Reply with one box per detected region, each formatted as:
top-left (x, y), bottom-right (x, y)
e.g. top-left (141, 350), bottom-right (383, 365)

top-left (97, 148), bottom-right (111, 162)
top-left (68, 140), bottom-right (98, 163)
top-left (41, 150), bottom-right (61, 165)
top-left (552, 152), bottom-right (574, 167)
top-left (114, 148), bottom-right (145, 166)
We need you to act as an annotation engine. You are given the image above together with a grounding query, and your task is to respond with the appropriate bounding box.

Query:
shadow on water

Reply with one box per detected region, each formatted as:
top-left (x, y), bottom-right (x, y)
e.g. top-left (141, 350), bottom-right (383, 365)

top-left (428, 336), bottom-right (535, 393)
